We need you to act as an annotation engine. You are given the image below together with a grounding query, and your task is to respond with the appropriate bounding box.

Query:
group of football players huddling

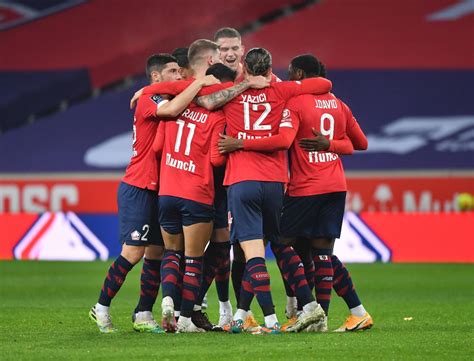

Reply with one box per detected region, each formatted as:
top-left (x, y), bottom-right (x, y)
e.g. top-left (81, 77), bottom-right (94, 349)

top-left (89, 27), bottom-right (373, 335)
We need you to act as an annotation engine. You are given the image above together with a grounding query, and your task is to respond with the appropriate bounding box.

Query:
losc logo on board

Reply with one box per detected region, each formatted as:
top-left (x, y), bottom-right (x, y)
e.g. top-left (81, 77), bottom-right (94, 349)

top-left (0, 1), bottom-right (86, 31)
top-left (334, 211), bottom-right (391, 263)
top-left (13, 212), bottom-right (108, 261)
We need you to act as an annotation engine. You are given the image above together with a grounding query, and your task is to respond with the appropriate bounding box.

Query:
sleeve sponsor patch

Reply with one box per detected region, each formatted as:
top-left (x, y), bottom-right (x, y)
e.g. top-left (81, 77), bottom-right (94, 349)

top-left (150, 95), bottom-right (164, 104)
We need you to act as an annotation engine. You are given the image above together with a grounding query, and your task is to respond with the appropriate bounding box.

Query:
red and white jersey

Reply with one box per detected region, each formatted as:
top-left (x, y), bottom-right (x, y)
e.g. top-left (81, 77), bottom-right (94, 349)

top-left (222, 78), bottom-right (331, 186)
top-left (286, 92), bottom-right (363, 196)
top-left (122, 94), bottom-right (165, 190)
top-left (157, 103), bottom-right (225, 205)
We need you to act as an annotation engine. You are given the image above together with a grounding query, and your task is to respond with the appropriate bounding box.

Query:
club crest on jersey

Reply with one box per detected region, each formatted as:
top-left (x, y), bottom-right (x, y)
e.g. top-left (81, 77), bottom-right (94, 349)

top-left (131, 230), bottom-right (141, 241)
top-left (150, 95), bottom-right (163, 104)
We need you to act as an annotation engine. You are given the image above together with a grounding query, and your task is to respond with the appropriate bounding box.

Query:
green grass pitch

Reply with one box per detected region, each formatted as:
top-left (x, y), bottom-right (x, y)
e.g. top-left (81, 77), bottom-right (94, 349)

top-left (0, 261), bottom-right (472, 360)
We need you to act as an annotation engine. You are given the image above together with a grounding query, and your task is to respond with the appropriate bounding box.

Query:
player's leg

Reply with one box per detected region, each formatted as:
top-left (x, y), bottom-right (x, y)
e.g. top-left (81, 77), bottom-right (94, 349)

top-left (279, 195), bottom-right (307, 320)
top-left (212, 229), bottom-right (232, 326)
top-left (195, 183), bottom-right (232, 329)
top-left (276, 194), bottom-right (326, 332)
top-left (310, 192), bottom-right (347, 321)
top-left (275, 237), bottom-right (298, 320)
top-left (212, 176), bottom-right (232, 317)
top-left (131, 192), bottom-right (165, 333)
top-left (226, 182), bottom-right (271, 333)
top-left (194, 228), bottom-right (232, 329)
top-left (311, 237), bottom-right (334, 313)
top-left (177, 199), bottom-right (214, 333)
top-left (332, 255), bottom-right (373, 332)
top-left (293, 238), bottom-right (315, 296)
top-left (231, 243), bottom-right (246, 306)
top-left (158, 196), bottom-right (185, 332)
top-left (237, 181), bottom-right (282, 334)
top-left (131, 245), bottom-right (164, 333)
top-left (89, 182), bottom-right (148, 333)
top-left (265, 186), bottom-right (325, 333)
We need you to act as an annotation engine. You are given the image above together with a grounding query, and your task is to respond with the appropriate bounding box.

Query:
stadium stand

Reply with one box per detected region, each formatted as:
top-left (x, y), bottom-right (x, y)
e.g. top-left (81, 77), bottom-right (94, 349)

top-left (0, 0), bottom-right (311, 132)
top-left (243, 0), bottom-right (474, 69)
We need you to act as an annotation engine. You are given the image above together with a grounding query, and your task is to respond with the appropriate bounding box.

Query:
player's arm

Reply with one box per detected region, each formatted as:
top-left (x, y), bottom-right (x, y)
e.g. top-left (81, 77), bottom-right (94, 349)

top-left (195, 75), bottom-right (270, 111)
top-left (218, 127), bottom-right (296, 154)
top-left (210, 114), bottom-right (227, 166)
top-left (130, 80), bottom-right (190, 109)
top-left (274, 77), bottom-right (332, 100)
top-left (155, 75), bottom-right (219, 118)
top-left (347, 122), bottom-right (368, 150)
top-left (152, 121), bottom-right (166, 158)
top-left (299, 129), bottom-right (354, 155)
top-left (342, 101), bottom-right (368, 150)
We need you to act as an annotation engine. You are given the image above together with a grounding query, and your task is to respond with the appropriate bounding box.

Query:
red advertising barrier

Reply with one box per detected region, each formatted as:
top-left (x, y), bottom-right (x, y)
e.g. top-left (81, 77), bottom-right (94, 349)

top-left (346, 175), bottom-right (473, 213)
top-left (2, 174), bottom-right (472, 214)
top-left (0, 211), bottom-right (472, 262)
top-left (361, 212), bottom-right (474, 263)
top-left (0, 177), bottom-right (120, 213)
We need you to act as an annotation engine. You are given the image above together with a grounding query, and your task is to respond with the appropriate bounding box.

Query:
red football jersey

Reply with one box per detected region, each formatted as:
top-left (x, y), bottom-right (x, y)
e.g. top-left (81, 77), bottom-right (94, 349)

top-left (157, 103), bottom-right (226, 205)
top-left (286, 92), bottom-right (363, 196)
top-left (222, 78), bottom-right (332, 186)
top-left (122, 94), bottom-right (166, 190)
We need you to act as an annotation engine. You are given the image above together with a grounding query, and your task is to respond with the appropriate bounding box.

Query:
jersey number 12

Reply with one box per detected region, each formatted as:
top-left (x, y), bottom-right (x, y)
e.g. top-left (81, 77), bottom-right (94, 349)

top-left (242, 102), bottom-right (272, 131)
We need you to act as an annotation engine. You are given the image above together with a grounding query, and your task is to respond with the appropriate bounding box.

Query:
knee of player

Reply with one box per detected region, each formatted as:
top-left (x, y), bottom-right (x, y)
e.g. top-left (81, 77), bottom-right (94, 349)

top-left (145, 245), bottom-right (165, 260)
top-left (311, 238), bottom-right (335, 252)
top-left (121, 245), bottom-right (146, 265)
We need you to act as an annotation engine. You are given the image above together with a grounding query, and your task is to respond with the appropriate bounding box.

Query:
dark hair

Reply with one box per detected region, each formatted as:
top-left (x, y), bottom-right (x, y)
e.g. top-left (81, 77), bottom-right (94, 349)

top-left (172, 47), bottom-right (189, 68)
top-left (318, 60), bottom-right (327, 78)
top-left (290, 54), bottom-right (323, 78)
top-left (146, 53), bottom-right (177, 81)
top-left (206, 63), bottom-right (237, 82)
top-left (244, 48), bottom-right (272, 76)
top-left (214, 27), bottom-right (241, 41)
top-left (188, 39), bottom-right (219, 66)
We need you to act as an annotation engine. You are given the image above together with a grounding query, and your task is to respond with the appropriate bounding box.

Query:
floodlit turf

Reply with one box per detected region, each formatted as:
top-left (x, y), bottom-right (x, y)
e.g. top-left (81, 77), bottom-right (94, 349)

top-left (0, 261), bottom-right (472, 360)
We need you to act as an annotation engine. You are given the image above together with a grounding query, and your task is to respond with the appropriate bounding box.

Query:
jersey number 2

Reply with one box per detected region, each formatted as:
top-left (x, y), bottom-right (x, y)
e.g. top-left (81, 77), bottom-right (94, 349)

top-left (174, 119), bottom-right (196, 156)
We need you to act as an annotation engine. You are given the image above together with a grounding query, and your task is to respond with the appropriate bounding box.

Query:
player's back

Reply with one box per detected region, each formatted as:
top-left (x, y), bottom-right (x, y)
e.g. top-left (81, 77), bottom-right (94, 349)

top-left (123, 94), bottom-right (162, 190)
top-left (223, 84), bottom-right (292, 186)
top-left (159, 103), bottom-right (225, 205)
top-left (287, 92), bottom-right (354, 196)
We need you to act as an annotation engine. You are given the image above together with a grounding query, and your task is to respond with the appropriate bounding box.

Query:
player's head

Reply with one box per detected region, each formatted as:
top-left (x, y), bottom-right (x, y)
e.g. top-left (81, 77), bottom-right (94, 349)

top-left (172, 47), bottom-right (193, 80)
top-left (244, 47), bottom-right (272, 76)
top-left (205, 63), bottom-right (237, 83)
top-left (146, 53), bottom-right (182, 83)
top-left (289, 54), bottom-right (323, 80)
top-left (214, 27), bottom-right (244, 72)
top-left (188, 39), bottom-right (221, 70)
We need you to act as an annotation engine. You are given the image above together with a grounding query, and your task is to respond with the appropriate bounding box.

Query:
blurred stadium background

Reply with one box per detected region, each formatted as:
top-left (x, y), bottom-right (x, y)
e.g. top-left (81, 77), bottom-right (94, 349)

top-left (0, 0), bottom-right (473, 263)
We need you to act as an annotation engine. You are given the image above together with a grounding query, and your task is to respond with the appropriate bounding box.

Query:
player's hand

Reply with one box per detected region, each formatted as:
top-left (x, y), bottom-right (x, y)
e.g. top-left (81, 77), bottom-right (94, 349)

top-left (299, 128), bottom-right (330, 151)
top-left (201, 75), bottom-right (220, 86)
top-left (130, 88), bottom-right (144, 109)
top-left (218, 133), bottom-right (244, 154)
top-left (247, 75), bottom-right (270, 89)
